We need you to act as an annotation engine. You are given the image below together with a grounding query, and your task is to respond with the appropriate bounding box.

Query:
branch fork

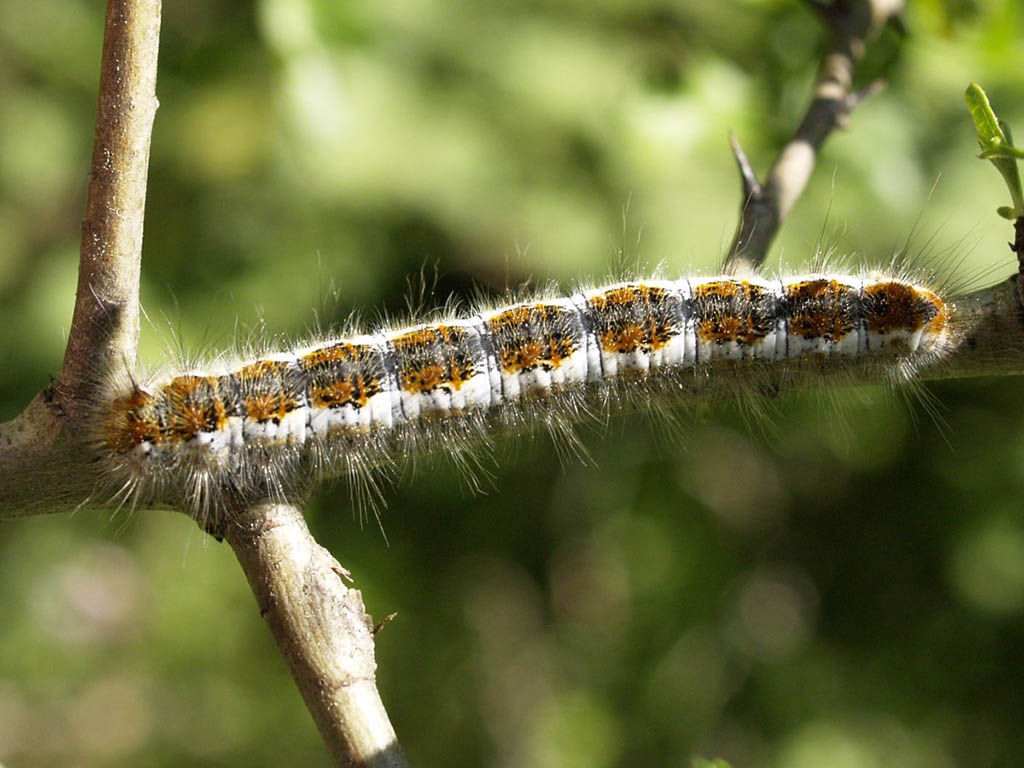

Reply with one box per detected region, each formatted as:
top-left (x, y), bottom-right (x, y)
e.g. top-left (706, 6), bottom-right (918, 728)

top-left (725, 0), bottom-right (904, 272)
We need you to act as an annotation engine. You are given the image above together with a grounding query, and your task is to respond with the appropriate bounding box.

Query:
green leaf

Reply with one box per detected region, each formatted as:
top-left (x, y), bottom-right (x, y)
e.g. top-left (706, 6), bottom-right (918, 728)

top-left (965, 82), bottom-right (1024, 219)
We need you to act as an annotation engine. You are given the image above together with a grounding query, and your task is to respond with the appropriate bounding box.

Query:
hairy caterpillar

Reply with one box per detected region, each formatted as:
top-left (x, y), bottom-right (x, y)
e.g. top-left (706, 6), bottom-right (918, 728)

top-left (97, 266), bottom-right (953, 521)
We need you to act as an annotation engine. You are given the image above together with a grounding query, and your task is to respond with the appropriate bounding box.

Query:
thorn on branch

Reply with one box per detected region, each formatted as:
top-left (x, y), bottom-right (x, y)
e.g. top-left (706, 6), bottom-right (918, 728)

top-left (373, 612), bottom-right (398, 636)
top-left (729, 133), bottom-right (763, 202)
top-left (836, 78), bottom-right (887, 129)
top-left (330, 556), bottom-right (354, 583)
top-left (846, 78), bottom-right (886, 111)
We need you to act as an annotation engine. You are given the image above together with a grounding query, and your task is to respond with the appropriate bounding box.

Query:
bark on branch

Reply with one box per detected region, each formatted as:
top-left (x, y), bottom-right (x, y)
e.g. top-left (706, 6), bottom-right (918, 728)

top-left (918, 277), bottom-right (1024, 381)
top-left (60, 0), bottom-right (158, 407)
top-left (217, 501), bottom-right (410, 768)
top-left (725, 0), bottom-right (905, 273)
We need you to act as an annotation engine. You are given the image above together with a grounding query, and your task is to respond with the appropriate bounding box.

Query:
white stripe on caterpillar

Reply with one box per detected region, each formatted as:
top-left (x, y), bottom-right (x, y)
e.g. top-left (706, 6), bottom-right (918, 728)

top-left (98, 273), bottom-right (952, 518)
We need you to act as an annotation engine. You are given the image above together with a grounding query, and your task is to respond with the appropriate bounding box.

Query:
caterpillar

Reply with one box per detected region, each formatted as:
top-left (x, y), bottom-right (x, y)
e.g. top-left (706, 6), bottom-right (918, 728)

top-left (97, 267), bottom-right (953, 521)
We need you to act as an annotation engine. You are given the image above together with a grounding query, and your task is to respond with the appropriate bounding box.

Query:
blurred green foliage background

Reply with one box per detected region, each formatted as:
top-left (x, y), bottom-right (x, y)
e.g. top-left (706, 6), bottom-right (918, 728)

top-left (2, 0), bottom-right (1024, 765)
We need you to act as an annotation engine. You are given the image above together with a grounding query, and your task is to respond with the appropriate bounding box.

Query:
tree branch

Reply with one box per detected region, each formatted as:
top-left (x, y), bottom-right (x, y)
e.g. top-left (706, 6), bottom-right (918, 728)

top-left (0, 0), bottom-right (160, 517)
top-left (918, 276), bottom-right (1024, 381)
top-left (217, 501), bottom-right (410, 768)
top-left (725, 0), bottom-right (904, 273)
top-left (59, 0), bottom-right (158, 406)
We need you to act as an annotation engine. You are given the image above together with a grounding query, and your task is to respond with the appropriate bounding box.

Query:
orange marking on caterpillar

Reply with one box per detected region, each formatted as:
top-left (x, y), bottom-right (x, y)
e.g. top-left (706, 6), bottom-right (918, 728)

top-left (163, 375), bottom-right (227, 441)
top-left (692, 280), bottom-right (774, 346)
top-left (244, 393), bottom-right (290, 424)
top-left (917, 288), bottom-right (950, 336)
top-left (864, 282), bottom-right (938, 334)
top-left (589, 284), bottom-right (676, 354)
top-left (301, 342), bottom-right (369, 368)
top-left (786, 279), bottom-right (856, 341)
top-left (310, 380), bottom-right (362, 409)
top-left (489, 304), bottom-right (579, 373)
top-left (237, 359), bottom-right (287, 381)
top-left (106, 389), bottom-right (160, 452)
top-left (393, 325), bottom-right (478, 393)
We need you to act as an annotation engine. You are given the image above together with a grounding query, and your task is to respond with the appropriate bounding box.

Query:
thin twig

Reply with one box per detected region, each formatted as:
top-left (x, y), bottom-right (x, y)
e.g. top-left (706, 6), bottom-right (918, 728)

top-left (729, 131), bottom-right (763, 203)
top-left (725, 0), bottom-right (905, 272)
top-left (0, 0), bottom-right (161, 517)
top-left (217, 501), bottom-right (410, 768)
top-left (60, 0), bottom-right (160, 412)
